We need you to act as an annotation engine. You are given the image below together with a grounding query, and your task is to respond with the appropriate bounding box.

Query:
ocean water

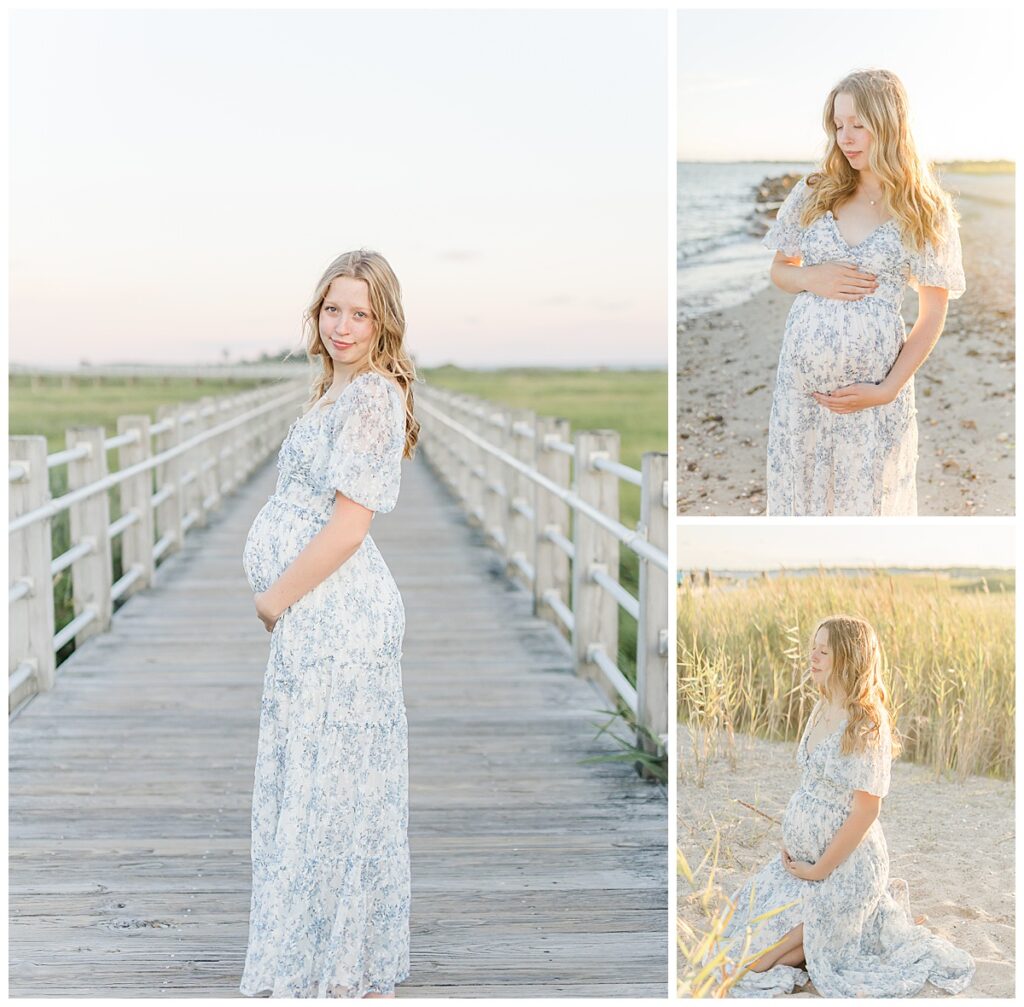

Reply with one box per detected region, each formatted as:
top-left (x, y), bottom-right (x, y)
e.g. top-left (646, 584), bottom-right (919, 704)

top-left (677, 161), bottom-right (813, 323)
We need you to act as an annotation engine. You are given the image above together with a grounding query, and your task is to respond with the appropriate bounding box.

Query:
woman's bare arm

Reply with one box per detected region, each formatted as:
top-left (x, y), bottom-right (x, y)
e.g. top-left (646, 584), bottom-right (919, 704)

top-left (256, 493), bottom-right (374, 625)
top-left (810, 789), bottom-right (880, 879)
top-left (770, 251), bottom-right (809, 293)
top-left (876, 285), bottom-right (950, 401)
top-left (814, 285), bottom-right (950, 413)
top-left (782, 789), bottom-right (880, 882)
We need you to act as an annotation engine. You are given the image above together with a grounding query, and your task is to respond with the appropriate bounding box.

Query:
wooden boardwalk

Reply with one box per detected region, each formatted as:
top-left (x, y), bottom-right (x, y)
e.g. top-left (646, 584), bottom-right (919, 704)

top-left (8, 454), bottom-right (667, 997)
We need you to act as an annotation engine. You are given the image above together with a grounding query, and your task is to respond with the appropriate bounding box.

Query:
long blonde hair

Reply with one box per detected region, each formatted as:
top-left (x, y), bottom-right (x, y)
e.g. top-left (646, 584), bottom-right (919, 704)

top-left (813, 614), bottom-right (902, 758)
top-left (288, 249), bottom-right (419, 459)
top-left (801, 68), bottom-right (955, 253)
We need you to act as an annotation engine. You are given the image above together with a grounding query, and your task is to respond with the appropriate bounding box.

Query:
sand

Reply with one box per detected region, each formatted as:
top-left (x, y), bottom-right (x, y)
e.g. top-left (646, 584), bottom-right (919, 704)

top-left (677, 172), bottom-right (1015, 515)
top-left (678, 730), bottom-right (1015, 998)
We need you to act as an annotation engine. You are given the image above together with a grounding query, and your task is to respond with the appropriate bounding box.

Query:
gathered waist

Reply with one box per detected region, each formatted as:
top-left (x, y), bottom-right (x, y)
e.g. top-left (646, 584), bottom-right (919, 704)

top-left (795, 288), bottom-right (904, 318)
top-left (267, 478), bottom-right (335, 524)
top-left (792, 777), bottom-right (851, 812)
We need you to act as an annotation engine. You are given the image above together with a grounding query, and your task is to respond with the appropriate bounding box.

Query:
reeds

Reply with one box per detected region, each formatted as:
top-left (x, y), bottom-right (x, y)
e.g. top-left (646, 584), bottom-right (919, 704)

top-left (678, 570), bottom-right (1014, 782)
top-left (678, 836), bottom-right (798, 997)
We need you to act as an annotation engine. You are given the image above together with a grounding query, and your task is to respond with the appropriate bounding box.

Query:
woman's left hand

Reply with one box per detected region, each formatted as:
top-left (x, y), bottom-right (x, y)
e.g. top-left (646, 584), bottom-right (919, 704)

top-left (254, 592), bottom-right (282, 633)
top-left (811, 382), bottom-right (893, 414)
top-left (781, 847), bottom-right (825, 882)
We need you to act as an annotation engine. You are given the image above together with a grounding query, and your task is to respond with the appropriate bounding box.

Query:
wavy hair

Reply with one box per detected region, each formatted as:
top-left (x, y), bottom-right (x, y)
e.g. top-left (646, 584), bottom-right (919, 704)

top-left (812, 614), bottom-right (903, 758)
top-left (800, 68), bottom-right (954, 254)
top-left (287, 249), bottom-right (419, 459)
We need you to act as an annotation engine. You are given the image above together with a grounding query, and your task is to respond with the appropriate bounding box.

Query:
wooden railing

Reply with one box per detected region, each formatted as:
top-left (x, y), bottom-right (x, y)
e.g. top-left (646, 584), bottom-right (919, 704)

top-left (8, 379), bottom-right (307, 715)
top-left (415, 384), bottom-right (669, 769)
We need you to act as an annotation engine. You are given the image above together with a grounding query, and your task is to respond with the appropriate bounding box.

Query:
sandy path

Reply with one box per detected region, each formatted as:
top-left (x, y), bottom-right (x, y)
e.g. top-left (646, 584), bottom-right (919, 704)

top-left (678, 731), bottom-right (1015, 998)
top-left (677, 173), bottom-right (1015, 515)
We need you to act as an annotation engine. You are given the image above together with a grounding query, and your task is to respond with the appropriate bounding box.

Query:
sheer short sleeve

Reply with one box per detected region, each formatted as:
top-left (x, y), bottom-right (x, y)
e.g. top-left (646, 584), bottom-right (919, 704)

top-left (908, 201), bottom-right (966, 299)
top-left (327, 373), bottom-right (404, 513)
top-left (762, 176), bottom-right (810, 257)
top-left (823, 715), bottom-right (892, 798)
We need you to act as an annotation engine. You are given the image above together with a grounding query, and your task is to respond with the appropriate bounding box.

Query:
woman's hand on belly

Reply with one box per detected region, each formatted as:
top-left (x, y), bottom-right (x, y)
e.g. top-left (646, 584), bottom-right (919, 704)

top-left (811, 381), bottom-right (894, 414)
top-left (801, 260), bottom-right (878, 301)
top-left (781, 846), bottom-right (827, 882)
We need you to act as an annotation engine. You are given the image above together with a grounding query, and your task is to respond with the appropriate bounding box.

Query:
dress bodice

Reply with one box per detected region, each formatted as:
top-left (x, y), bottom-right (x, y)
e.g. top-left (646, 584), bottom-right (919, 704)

top-left (763, 175), bottom-right (966, 314)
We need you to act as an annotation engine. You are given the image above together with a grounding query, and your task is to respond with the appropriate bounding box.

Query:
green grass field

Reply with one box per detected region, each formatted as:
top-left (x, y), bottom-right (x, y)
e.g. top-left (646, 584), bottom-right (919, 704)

top-left (8, 373), bottom-right (271, 455)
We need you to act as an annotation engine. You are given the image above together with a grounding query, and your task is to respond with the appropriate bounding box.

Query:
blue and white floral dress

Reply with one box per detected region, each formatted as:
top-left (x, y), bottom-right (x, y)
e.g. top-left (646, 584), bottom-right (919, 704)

top-left (762, 176), bottom-right (965, 516)
top-left (720, 707), bottom-right (975, 998)
top-left (239, 370), bottom-right (410, 998)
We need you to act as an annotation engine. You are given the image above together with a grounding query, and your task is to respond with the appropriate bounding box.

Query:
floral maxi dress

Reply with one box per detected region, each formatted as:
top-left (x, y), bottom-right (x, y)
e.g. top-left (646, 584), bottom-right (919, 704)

top-left (762, 176), bottom-right (966, 516)
top-left (719, 709), bottom-right (976, 997)
top-left (239, 371), bottom-right (410, 998)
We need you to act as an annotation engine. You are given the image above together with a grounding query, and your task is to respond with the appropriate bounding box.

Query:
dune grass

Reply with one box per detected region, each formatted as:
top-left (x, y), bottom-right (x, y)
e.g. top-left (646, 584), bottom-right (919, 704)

top-left (677, 569), bottom-right (1015, 782)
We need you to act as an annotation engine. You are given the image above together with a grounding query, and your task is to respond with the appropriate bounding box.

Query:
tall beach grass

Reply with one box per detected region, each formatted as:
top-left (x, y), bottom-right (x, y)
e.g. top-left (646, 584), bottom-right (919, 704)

top-left (678, 569), bottom-right (1014, 783)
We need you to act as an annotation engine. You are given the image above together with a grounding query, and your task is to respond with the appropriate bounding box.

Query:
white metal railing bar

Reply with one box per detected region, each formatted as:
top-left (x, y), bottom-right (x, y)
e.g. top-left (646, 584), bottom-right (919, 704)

top-left (590, 565), bottom-right (640, 621)
top-left (591, 455), bottom-right (643, 487)
top-left (543, 526), bottom-right (575, 560)
top-left (542, 589), bottom-right (575, 633)
top-left (587, 643), bottom-right (638, 712)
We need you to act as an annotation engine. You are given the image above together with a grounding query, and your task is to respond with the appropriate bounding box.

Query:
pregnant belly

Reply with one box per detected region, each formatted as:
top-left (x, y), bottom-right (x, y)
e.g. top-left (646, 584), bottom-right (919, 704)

top-left (242, 498), bottom-right (322, 594)
top-left (780, 295), bottom-right (904, 394)
top-left (781, 789), bottom-right (848, 864)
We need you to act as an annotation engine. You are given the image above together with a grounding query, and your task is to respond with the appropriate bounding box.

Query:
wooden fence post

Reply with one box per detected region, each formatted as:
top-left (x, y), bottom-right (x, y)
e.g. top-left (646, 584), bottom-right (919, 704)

top-left (8, 437), bottom-right (56, 703)
top-left (155, 404), bottom-right (185, 558)
top-left (465, 397), bottom-right (486, 527)
top-left (571, 430), bottom-right (620, 690)
top-left (483, 408), bottom-right (507, 553)
top-left (117, 415), bottom-right (155, 596)
top-left (66, 427), bottom-right (113, 642)
top-left (196, 396), bottom-right (215, 526)
top-left (534, 416), bottom-right (571, 629)
top-left (636, 451), bottom-right (668, 772)
top-left (506, 409), bottom-right (536, 588)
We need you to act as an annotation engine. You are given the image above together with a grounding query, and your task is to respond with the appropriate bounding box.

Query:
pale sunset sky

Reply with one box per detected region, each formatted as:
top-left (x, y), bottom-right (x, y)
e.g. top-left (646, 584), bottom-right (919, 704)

top-left (9, 9), bottom-right (667, 369)
top-left (679, 524), bottom-right (1015, 571)
top-left (678, 8), bottom-right (1015, 162)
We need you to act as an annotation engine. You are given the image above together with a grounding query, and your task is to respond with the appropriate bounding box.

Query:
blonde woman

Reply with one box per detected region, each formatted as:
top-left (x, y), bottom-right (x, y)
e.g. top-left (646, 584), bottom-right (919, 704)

top-left (239, 250), bottom-right (419, 997)
top-left (764, 69), bottom-right (965, 516)
top-left (719, 616), bottom-right (975, 997)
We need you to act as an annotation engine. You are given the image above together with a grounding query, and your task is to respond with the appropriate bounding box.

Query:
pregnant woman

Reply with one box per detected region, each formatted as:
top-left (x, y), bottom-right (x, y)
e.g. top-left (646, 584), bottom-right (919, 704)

top-left (763, 68), bottom-right (965, 516)
top-left (719, 615), bottom-right (975, 998)
top-left (239, 249), bottom-right (419, 998)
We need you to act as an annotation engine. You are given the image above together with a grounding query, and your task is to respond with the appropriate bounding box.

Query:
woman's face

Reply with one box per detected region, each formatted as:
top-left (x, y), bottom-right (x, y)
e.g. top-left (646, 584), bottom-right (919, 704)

top-left (319, 275), bottom-right (375, 373)
top-left (810, 627), bottom-right (834, 689)
top-left (833, 91), bottom-right (873, 172)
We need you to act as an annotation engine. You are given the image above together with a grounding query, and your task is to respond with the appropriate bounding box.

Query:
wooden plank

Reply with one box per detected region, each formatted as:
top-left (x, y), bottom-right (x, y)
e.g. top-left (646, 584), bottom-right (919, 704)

top-left (8, 453), bottom-right (667, 997)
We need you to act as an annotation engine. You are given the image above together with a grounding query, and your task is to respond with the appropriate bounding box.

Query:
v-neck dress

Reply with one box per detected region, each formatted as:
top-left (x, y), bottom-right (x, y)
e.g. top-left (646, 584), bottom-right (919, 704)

top-left (718, 708), bottom-right (975, 997)
top-left (762, 176), bottom-right (965, 516)
top-left (239, 371), bottom-right (410, 998)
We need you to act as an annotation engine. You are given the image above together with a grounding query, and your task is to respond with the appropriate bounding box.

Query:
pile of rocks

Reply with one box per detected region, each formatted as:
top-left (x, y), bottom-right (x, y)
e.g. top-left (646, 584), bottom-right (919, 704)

top-left (749, 171), bottom-right (803, 237)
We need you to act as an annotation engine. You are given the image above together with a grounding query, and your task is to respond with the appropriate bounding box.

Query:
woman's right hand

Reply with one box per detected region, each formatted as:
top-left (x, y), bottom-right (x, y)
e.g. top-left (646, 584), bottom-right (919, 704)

top-left (801, 261), bottom-right (878, 301)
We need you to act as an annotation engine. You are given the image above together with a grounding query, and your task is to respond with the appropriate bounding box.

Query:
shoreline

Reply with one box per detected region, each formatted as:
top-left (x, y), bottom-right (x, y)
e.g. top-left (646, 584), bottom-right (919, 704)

top-left (678, 730), bottom-right (1015, 998)
top-left (677, 173), bottom-right (1015, 516)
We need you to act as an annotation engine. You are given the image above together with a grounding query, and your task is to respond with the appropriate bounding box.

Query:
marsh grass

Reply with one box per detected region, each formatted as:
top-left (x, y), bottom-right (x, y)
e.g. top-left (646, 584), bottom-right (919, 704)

top-left (678, 570), bottom-right (1014, 782)
top-left (678, 837), bottom-right (798, 997)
